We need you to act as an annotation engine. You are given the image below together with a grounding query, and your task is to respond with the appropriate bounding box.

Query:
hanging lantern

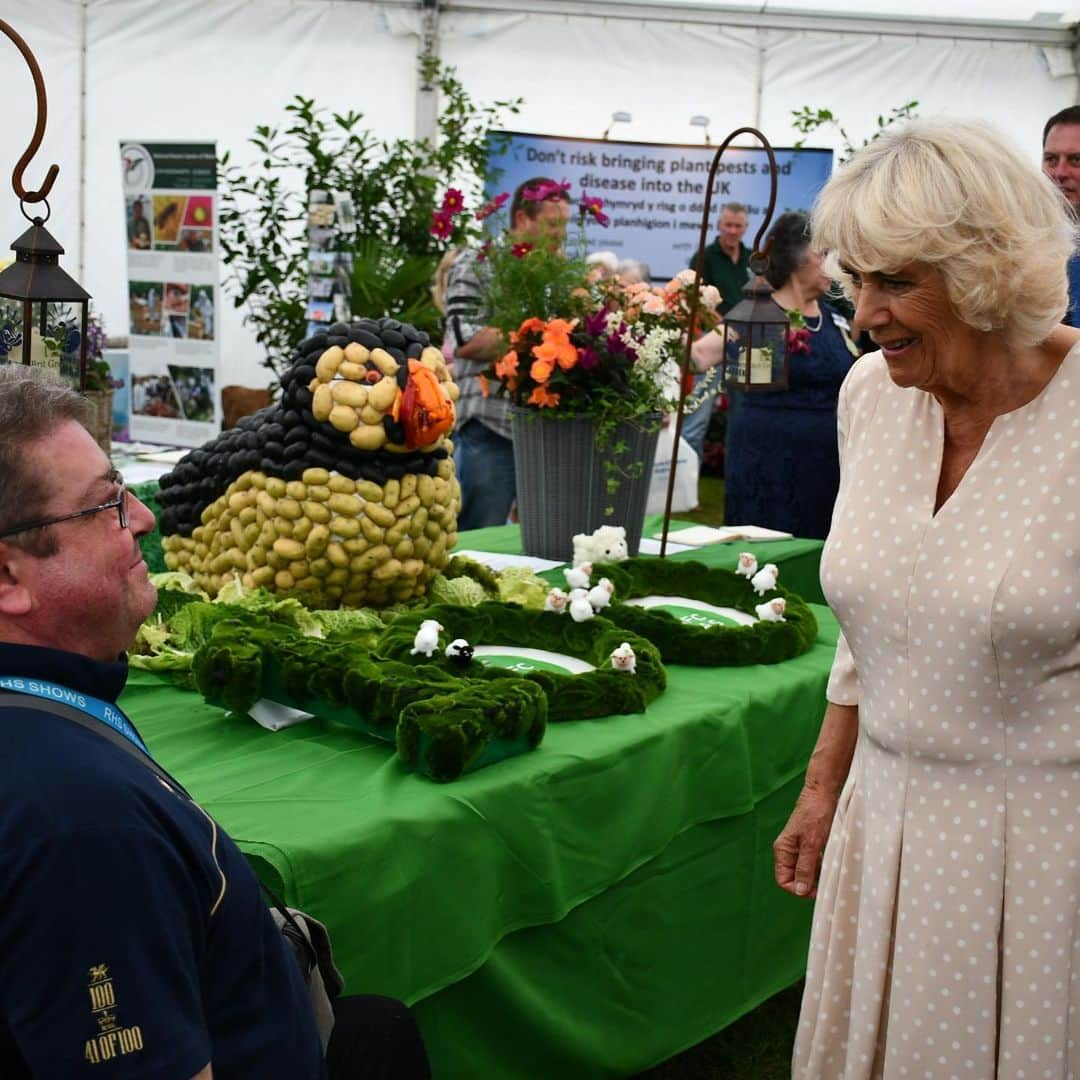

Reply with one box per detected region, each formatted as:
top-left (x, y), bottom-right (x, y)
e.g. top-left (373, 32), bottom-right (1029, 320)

top-left (721, 265), bottom-right (791, 392)
top-left (0, 18), bottom-right (92, 390)
top-left (0, 215), bottom-right (91, 389)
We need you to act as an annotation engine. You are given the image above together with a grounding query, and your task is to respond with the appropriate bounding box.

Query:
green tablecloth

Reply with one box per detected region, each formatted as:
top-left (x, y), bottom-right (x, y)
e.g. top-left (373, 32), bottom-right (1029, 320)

top-left (121, 600), bottom-right (836, 1077)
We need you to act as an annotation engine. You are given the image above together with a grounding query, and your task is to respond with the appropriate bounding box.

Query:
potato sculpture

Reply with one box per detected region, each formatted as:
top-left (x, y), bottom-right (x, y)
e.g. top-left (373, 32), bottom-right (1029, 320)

top-left (157, 318), bottom-right (461, 607)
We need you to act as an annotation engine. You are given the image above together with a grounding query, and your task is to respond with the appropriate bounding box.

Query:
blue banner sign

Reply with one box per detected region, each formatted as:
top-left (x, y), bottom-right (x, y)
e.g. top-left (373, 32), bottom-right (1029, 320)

top-left (486, 131), bottom-right (833, 282)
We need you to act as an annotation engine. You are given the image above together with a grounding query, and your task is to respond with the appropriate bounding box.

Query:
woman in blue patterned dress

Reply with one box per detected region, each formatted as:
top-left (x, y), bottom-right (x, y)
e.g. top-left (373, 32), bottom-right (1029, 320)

top-left (723, 211), bottom-right (861, 539)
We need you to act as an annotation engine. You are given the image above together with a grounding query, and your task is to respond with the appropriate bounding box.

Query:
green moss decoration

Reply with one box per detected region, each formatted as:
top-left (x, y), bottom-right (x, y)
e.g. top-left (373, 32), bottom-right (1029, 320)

top-left (594, 557), bottom-right (818, 666)
top-left (378, 601), bottom-right (666, 721)
top-left (191, 616), bottom-right (547, 781)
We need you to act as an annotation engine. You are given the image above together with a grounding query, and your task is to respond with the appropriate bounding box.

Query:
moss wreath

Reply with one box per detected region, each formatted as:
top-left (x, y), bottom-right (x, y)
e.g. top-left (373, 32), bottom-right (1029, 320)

top-left (593, 557), bottom-right (819, 666)
top-left (192, 617), bottom-right (548, 782)
top-left (379, 601), bottom-right (667, 722)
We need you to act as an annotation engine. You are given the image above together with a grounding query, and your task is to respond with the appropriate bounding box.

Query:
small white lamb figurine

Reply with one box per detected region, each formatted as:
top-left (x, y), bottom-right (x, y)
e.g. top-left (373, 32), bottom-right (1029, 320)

top-left (755, 597), bottom-right (787, 622)
top-left (410, 619), bottom-right (444, 657)
top-left (544, 587), bottom-right (569, 614)
top-left (735, 552), bottom-right (758, 579)
top-left (564, 563), bottom-right (592, 591)
top-left (587, 577), bottom-right (615, 611)
top-left (750, 563), bottom-right (779, 596)
top-left (568, 589), bottom-right (595, 623)
top-left (609, 642), bottom-right (637, 674)
top-left (445, 638), bottom-right (474, 664)
top-left (572, 525), bottom-right (629, 568)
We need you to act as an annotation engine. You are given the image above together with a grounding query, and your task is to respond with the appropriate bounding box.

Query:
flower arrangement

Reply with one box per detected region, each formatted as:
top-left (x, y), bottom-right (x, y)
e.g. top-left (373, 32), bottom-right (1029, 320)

top-left (432, 181), bottom-right (723, 424)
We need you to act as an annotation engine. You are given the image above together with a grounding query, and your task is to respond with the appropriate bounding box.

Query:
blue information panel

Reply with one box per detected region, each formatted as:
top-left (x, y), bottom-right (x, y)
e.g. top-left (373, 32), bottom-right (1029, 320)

top-left (486, 131), bottom-right (833, 282)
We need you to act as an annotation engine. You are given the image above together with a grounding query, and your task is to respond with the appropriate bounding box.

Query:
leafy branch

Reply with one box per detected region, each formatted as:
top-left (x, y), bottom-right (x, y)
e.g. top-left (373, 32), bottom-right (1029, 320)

top-left (217, 59), bottom-right (521, 385)
top-left (791, 100), bottom-right (919, 164)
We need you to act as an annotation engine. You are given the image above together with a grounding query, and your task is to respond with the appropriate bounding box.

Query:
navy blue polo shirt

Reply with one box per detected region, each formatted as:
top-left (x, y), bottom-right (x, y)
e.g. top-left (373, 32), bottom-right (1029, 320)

top-left (0, 642), bottom-right (326, 1079)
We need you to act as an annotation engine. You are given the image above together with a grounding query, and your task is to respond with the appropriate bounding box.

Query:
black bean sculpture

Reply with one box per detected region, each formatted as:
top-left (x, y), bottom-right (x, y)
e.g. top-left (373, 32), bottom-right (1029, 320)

top-left (158, 318), bottom-right (461, 607)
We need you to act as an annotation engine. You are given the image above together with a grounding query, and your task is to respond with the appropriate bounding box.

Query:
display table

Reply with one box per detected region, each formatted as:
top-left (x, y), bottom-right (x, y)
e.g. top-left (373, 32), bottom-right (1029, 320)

top-left (120, 525), bottom-right (832, 1078)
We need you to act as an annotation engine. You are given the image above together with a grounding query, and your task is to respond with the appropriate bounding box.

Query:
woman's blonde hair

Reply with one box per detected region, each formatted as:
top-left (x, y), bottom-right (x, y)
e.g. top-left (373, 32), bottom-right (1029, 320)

top-left (812, 118), bottom-right (1077, 347)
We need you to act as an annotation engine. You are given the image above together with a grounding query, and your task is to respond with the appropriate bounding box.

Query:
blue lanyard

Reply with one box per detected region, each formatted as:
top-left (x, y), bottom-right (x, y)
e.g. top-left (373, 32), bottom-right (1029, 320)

top-left (0, 675), bottom-right (151, 756)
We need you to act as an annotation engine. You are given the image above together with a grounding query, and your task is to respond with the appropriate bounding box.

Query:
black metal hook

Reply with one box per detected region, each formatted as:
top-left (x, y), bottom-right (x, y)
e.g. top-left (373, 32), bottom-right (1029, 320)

top-left (660, 127), bottom-right (781, 556)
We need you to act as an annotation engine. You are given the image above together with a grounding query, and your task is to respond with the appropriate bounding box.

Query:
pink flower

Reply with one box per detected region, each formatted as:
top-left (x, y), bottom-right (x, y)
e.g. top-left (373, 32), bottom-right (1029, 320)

top-left (475, 193), bottom-right (509, 221)
top-left (641, 292), bottom-right (667, 316)
top-left (475, 238), bottom-right (493, 263)
top-left (511, 242), bottom-right (534, 258)
top-left (523, 179), bottom-right (572, 202)
top-left (580, 193), bottom-right (609, 227)
top-left (786, 328), bottom-right (811, 355)
top-left (430, 209), bottom-right (454, 239)
top-left (440, 188), bottom-right (465, 215)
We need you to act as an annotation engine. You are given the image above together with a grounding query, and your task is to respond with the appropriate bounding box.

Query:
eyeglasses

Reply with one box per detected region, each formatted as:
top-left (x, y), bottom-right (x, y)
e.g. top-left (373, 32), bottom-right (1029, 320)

top-left (0, 485), bottom-right (129, 540)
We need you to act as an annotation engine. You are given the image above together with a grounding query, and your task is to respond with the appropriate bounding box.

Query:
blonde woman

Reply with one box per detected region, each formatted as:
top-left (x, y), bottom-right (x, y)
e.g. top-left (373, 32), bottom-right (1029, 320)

top-left (774, 119), bottom-right (1080, 1077)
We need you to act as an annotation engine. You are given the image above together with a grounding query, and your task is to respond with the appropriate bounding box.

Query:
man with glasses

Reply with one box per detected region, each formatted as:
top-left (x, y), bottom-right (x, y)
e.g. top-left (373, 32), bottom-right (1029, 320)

top-left (0, 367), bottom-right (428, 1078)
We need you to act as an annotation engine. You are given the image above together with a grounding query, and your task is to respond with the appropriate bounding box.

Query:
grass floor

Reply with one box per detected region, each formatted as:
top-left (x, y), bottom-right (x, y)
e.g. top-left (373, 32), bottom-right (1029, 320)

top-left (633, 981), bottom-right (803, 1079)
top-left (635, 472), bottom-right (802, 1079)
top-left (682, 475), bottom-right (726, 528)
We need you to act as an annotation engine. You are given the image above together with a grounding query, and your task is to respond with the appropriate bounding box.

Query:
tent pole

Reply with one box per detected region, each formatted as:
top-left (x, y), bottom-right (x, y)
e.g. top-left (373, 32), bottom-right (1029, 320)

top-left (78, 0), bottom-right (88, 281)
top-left (754, 29), bottom-right (765, 129)
top-left (415, 0), bottom-right (441, 145)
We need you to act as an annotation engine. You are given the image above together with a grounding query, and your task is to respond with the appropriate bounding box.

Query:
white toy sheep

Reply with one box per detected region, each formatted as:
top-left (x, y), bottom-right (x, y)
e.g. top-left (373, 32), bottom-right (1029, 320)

top-left (735, 552), bottom-right (758, 579)
top-left (609, 642), bottom-right (637, 674)
top-left (754, 597), bottom-right (787, 622)
top-left (445, 638), bottom-right (474, 664)
top-left (568, 589), bottom-right (595, 623)
top-left (572, 525), bottom-right (629, 568)
top-left (544, 587), bottom-right (570, 614)
top-left (750, 563), bottom-right (779, 596)
top-left (587, 577), bottom-right (615, 611)
top-left (564, 563), bottom-right (592, 591)
top-left (410, 619), bottom-right (444, 657)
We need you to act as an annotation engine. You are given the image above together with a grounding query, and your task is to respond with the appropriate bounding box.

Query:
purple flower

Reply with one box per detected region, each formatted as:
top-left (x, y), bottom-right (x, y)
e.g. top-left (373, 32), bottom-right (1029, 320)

top-left (576, 346), bottom-right (599, 369)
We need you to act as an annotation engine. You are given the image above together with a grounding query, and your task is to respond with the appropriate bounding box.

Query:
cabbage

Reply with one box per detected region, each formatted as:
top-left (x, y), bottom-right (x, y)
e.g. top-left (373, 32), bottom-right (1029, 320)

top-left (429, 574), bottom-right (490, 607)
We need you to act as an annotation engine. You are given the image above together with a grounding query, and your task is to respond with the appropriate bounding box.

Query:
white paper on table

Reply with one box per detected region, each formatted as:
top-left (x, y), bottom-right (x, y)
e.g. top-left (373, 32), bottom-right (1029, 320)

top-left (652, 524), bottom-right (794, 546)
top-left (118, 460), bottom-right (177, 485)
top-left (454, 549), bottom-right (565, 573)
top-left (248, 698), bottom-right (314, 732)
top-left (637, 537), bottom-right (694, 555)
top-left (135, 448), bottom-right (188, 464)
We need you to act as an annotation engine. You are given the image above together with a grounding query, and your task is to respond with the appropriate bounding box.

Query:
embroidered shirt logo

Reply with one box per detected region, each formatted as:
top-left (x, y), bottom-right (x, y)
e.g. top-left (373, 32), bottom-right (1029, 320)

top-left (83, 964), bottom-right (144, 1064)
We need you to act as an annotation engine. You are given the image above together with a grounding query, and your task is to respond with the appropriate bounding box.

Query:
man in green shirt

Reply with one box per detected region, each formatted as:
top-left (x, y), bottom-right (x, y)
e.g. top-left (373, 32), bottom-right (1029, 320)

top-left (690, 202), bottom-right (752, 315)
top-left (682, 203), bottom-right (752, 458)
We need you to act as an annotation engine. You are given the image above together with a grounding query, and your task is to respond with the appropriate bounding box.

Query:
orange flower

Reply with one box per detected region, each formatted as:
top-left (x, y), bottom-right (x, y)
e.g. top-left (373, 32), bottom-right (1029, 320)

top-left (544, 318), bottom-right (577, 337)
top-left (511, 317), bottom-right (546, 345)
top-left (494, 350), bottom-right (519, 379)
top-left (478, 373), bottom-right (490, 398)
top-left (530, 356), bottom-right (554, 383)
top-left (528, 384), bottom-right (560, 408)
top-left (534, 330), bottom-right (577, 372)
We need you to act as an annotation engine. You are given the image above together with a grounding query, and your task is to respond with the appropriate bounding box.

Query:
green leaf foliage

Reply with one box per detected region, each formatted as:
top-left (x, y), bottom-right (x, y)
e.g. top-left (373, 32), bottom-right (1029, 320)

top-left (217, 60), bottom-right (521, 383)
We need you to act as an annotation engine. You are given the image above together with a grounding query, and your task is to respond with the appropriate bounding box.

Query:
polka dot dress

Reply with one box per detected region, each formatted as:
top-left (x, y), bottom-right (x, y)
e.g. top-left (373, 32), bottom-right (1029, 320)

top-left (794, 349), bottom-right (1080, 1079)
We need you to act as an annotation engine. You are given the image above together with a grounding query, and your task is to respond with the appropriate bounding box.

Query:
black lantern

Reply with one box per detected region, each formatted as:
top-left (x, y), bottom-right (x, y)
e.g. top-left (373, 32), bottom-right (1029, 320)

top-left (722, 265), bottom-right (791, 392)
top-left (0, 216), bottom-right (91, 389)
top-left (0, 18), bottom-right (91, 390)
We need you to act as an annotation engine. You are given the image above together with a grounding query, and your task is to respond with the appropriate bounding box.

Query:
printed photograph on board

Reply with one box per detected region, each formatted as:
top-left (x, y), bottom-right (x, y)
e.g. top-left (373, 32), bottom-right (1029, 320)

top-left (152, 195), bottom-right (186, 246)
top-left (187, 286), bottom-right (215, 341)
top-left (131, 372), bottom-right (182, 418)
top-left (129, 280), bottom-right (163, 335)
top-left (168, 363), bottom-right (215, 422)
top-left (126, 194), bottom-right (153, 250)
top-left (163, 282), bottom-right (191, 315)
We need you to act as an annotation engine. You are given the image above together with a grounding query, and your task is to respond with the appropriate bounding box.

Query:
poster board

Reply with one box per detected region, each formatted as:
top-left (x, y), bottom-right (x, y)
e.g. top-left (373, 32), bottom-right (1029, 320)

top-left (485, 132), bottom-right (833, 282)
top-left (121, 141), bottom-right (220, 445)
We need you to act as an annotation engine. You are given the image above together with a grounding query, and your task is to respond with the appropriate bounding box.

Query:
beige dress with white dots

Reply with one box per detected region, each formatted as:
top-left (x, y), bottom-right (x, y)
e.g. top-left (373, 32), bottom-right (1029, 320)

top-left (793, 348), bottom-right (1080, 1079)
